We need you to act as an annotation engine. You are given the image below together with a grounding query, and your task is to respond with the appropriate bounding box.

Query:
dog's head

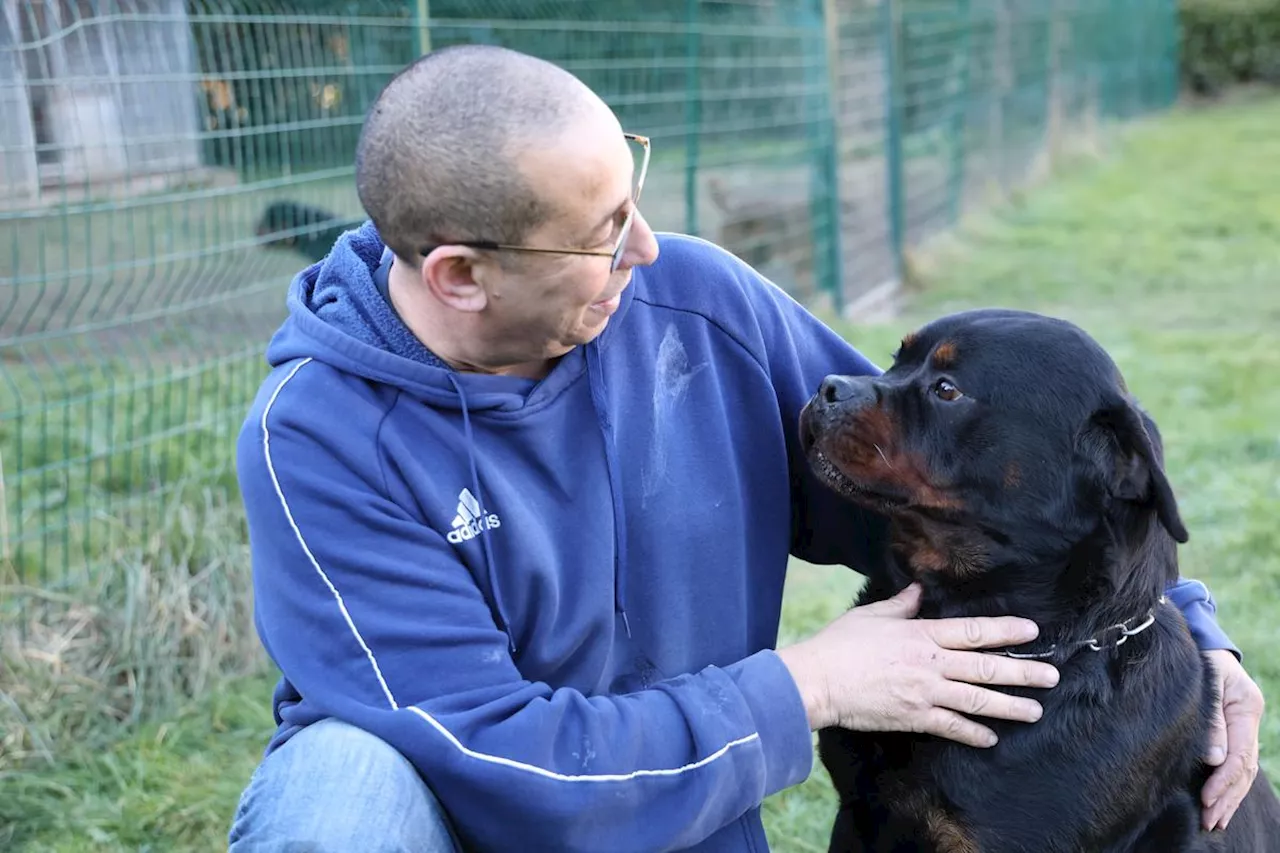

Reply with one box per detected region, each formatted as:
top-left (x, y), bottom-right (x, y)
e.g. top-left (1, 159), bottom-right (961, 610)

top-left (799, 308), bottom-right (1186, 589)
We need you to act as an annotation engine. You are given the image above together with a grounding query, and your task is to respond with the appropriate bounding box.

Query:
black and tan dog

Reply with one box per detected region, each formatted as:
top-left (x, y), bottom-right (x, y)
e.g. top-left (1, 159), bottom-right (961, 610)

top-left (798, 308), bottom-right (1279, 851)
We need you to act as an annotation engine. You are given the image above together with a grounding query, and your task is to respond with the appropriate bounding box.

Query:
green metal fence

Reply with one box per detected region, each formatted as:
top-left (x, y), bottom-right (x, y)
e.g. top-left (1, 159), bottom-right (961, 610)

top-left (1, 0), bottom-right (1180, 614)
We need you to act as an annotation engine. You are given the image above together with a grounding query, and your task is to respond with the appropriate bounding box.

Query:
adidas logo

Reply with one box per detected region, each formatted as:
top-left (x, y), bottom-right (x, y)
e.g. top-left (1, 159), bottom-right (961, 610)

top-left (447, 488), bottom-right (501, 544)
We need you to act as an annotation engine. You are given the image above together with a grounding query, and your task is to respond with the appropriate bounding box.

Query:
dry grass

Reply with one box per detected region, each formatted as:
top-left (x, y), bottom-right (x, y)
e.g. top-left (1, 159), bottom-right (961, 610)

top-left (0, 484), bottom-right (266, 777)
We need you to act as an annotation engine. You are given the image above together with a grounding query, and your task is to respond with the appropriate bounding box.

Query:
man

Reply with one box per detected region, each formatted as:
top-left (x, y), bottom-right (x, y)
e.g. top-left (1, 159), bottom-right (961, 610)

top-left (228, 45), bottom-right (1263, 852)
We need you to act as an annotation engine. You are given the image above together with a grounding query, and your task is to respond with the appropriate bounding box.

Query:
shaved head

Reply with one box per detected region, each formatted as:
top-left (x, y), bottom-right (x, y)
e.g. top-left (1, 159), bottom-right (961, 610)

top-left (355, 44), bottom-right (610, 266)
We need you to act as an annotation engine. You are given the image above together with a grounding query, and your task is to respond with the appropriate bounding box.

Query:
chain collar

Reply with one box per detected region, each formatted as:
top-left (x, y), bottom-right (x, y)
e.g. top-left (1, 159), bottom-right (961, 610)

top-left (987, 596), bottom-right (1167, 660)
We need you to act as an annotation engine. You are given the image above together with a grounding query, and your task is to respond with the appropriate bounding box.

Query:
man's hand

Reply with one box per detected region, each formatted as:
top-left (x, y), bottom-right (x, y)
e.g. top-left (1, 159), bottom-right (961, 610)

top-left (777, 583), bottom-right (1059, 748)
top-left (1201, 648), bottom-right (1265, 831)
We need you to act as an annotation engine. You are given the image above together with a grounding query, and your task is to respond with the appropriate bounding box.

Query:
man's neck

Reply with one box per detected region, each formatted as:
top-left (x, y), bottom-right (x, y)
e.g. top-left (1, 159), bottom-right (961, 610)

top-left (387, 261), bottom-right (555, 380)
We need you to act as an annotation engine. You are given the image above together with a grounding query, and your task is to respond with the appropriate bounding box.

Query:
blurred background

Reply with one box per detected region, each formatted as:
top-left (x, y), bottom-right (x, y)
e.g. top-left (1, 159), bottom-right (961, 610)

top-left (1, 1), bottom-right (1277, 849)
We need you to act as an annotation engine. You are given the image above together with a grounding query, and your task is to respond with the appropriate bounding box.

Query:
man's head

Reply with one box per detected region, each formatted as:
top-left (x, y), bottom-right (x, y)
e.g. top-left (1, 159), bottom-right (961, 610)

top-left (355, 45), bottom-right (659, 374)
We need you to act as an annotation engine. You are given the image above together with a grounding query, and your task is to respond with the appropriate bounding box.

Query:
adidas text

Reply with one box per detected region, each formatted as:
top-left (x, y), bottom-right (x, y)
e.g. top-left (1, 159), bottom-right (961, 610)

top-left (447, 513), bottom-right (502, 543)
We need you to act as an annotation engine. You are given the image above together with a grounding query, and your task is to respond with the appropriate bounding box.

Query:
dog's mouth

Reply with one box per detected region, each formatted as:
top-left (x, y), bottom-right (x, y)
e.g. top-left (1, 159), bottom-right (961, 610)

top-left (800, 399), bottom-right (961, 517)
top-left (801, 405), bottom-right (912, 511)
top-left (811, 445), bottom-right (915, 512)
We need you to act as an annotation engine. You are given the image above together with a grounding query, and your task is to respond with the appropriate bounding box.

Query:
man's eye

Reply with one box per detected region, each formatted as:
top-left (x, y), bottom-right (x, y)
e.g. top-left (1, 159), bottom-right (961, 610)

top-left (595, 213), bottom-right (626, 247)
top-left (933, 379), bottom-right (963, 401)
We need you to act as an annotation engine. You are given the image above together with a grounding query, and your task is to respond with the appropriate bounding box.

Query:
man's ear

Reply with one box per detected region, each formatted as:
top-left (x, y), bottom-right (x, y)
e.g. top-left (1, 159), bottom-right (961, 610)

top-left (419, 246), bottom-right (489, 313)
top-left (1086, 398), bottom-right (1189, 543)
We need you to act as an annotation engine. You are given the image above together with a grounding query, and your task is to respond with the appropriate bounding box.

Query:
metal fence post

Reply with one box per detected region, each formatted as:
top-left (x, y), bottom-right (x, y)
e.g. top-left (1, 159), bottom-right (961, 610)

top-left (949, 0), bottom-right (974, 226)
top-left (684, 0), bottom-right (701, 236)
top-left (415, 0), bottom-right (431, 55)
top-left (881, 0), bottom-right (905, 289)
top-left (816, 0), bottom-right (845, 313)
top-left (1164, 0), bottom-right (1181, 108)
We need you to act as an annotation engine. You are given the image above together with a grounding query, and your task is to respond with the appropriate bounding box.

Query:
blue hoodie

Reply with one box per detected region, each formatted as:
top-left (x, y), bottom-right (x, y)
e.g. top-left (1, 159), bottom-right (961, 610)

top-left (236, 222), bottom-right (1237, 852)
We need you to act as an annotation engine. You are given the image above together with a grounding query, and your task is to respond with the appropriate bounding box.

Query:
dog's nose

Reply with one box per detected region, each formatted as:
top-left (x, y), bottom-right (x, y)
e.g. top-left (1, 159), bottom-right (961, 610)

top-left (819, 375), bottom-right (861, 404)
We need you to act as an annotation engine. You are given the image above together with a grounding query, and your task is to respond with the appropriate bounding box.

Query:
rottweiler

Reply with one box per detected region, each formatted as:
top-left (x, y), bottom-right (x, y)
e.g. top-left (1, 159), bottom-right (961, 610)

top-left (798, 308), bottom-right (1280, 852)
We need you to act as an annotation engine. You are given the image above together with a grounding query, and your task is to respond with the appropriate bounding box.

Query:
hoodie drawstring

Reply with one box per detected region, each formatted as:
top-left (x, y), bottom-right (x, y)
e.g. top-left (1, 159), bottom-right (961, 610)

top-left (586, 340), bottom-right (632, 638)
top-left (447, 373), bottom-right (517, 654)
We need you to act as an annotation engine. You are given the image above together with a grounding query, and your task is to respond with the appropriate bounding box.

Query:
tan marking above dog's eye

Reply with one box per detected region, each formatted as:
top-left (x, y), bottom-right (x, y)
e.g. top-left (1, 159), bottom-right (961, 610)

top-left (932, 341), bottom-right (957, 367)
top-left (933, 379), bottom-right (963, 401)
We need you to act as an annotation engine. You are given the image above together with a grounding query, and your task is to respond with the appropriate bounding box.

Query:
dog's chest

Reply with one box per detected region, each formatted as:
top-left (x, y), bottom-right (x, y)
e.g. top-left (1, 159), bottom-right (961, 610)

top-left (822, 725), bottom-right (1123, 853)
top-left (820, 729), bottom-right (985, 851)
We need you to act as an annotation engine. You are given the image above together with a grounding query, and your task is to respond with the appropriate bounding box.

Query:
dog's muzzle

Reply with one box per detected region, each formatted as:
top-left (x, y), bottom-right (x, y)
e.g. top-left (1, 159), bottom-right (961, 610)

top-left (800, 374), bottom-right (879, 453)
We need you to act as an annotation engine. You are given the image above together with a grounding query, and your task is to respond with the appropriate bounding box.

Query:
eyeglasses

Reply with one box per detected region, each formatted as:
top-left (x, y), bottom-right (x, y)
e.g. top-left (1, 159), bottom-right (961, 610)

top-left (419, 132), bottom-right (650, 273)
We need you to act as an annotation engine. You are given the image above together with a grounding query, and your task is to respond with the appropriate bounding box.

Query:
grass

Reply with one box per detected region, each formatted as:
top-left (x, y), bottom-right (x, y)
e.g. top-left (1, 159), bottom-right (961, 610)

top-left (0, 672), bottom-right (277, 852)
top-left (3, 90), bottom-right (1280, 850)
top-left (0, 485), bottom-right (265, 852)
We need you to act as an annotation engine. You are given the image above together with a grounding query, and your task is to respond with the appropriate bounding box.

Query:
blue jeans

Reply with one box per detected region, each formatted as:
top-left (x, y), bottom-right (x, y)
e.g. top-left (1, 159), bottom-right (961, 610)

top-left (228, 718), bottom-right (462, 852)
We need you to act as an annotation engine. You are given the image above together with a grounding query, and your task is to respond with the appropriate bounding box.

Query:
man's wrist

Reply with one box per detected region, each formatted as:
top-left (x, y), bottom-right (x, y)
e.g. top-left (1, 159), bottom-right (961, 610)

top-left (775, 641), bottom-right (830, 731)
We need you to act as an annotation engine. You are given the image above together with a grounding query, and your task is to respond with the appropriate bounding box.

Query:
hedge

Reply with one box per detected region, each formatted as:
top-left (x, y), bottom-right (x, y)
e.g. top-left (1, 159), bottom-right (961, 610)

top-left (1180, 0), bottom-right (1280, 94)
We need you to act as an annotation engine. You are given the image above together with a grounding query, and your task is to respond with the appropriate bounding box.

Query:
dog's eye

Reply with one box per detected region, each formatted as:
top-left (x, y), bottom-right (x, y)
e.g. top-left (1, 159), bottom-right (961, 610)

top-left (933, 379), bottom-right (963, 401)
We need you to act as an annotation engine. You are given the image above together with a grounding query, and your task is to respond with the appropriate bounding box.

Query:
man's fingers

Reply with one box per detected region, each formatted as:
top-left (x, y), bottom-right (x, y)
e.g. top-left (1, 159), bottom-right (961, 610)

top-left (1223, 686), bottom-right (1266, 766)
top-left (1205, 695), bottom-right (1263, 802)
top-left (1200, 652), bottom-right (1265, 830)
top-left (932, 680), bottom-right (1044, 725)
top-left (922, 614), bottom-right (1041, 652)
top-left (1203, 752), bottom-right (1248, 804)
top-left (914, 708), bottom-right (1000, 749)
top-left (1202, 711), bottom-right (1259, 830)
top-left (938, 648), bottom-right (1060, 690)
top-left (1202, 754), bottom-right (1252, 830)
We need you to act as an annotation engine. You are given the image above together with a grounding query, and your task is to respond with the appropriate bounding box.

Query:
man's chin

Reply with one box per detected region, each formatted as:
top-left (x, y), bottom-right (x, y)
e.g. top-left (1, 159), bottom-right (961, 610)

top-left (560, 319), bottom-right (610, 352)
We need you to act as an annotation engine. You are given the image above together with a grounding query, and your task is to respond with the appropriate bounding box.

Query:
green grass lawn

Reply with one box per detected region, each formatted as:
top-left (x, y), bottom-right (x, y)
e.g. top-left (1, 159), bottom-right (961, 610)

top-left (4, 90), bottom-right (1280, 851)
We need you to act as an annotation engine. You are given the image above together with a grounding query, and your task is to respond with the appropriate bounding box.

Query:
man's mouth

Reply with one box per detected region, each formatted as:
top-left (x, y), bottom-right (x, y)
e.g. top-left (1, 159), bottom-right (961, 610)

top-left (590, 271), bottom-right (634, 314)
top-left (590, 292), bottom-right (622, 312)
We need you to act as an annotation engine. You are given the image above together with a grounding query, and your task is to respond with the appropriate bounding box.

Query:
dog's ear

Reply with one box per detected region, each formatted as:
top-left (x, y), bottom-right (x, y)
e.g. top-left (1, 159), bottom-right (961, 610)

top-left (1085, 398), bottom-right (1189, 544)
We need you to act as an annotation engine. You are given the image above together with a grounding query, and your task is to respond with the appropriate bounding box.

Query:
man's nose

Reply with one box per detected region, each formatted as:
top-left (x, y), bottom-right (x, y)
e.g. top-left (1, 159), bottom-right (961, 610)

top-left (619, 209), bottom-right (659, 269)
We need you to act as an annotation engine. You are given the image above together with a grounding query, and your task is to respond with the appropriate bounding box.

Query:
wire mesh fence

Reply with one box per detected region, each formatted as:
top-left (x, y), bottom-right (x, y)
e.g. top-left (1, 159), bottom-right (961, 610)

top-left (1, 0), bottom-right (1179, 622)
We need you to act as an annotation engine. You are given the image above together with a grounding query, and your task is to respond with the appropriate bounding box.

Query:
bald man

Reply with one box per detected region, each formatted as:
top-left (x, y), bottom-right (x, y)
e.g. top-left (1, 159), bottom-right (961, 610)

top-left (227, 45), bottom-right (1261, 852)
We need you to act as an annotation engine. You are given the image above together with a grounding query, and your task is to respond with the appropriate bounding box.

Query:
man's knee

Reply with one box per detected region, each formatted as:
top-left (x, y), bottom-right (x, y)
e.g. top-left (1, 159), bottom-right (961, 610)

top-left (228, 718), bottom-right (460, 853)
